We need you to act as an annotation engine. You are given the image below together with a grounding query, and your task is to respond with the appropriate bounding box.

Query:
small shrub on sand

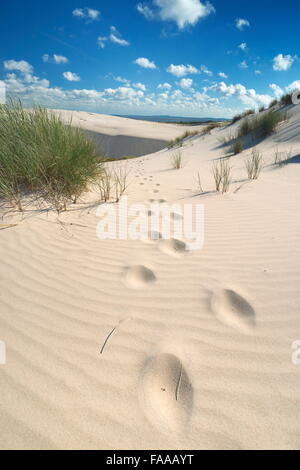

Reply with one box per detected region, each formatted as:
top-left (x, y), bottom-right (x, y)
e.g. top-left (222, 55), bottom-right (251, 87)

top-left (212, 159), bottom-right (232, 193)
top-left (231, 139), bottom-right (244, 155)
top-left (238, 109), bottom-right (287, 139)
top-left (95, 164), bottom-right (130, 202)
top-left (269, 99), bottom-right (279, 109)
top-left (202, 122), bottom-right (221, 134)
top-left (273, 146), bottom-right (293, 167)
top-left (280, 93), bottom-right (293, 106)
top-left (0, 100), bottom-right (102, 212)
top-left (167, 130), bottom-right (199, 149)
top-left (245, 148), bottom-right (263, 179)
top-left (171, 150), bottom-right (183, 169)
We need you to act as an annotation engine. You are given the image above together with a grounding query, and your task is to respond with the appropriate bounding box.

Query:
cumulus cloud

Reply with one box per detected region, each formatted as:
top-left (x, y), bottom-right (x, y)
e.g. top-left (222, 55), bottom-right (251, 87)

top-left (167, 63), bottom-right (198, 77)
top-left (235, 18), bottom-right (250, 31)
top-left (137, 0), bottom-right (215, 29)
top-left (134, 82), bottom-right (147, 91)
top-left (273, 54), bottom-right (294, 71)
top-left (63, 71), bottom-right (81, 82)
top-left (98, 27), bottom-right (130, 48)
top-left (115, 76), bottom-right (131, 85)
top-left (109, 26), bottom-right (130, 46)
top-left (158, 82), bottom-right (172, 89)
top-left (179, 78), bottom-right (194, 89)
top-left (104, 86), bottom-right (144, 101)
top-left (239, 61), bottom-right (248, 69)
top-left (218, 72), bottom-right (228, 79)
top-left (209, 81), bottom-right (272, 108)
top-left (72, 8), bottom-right (100, 21)
top-left (4, 59), bottom-right (33, 74)
top-left (269, 83), bottom-right (283, 98)
top-left (134, 57), bottom-right (157, 69)
top-left (200, 64), bottom-right (213, 75)
top-left (43, 54), bottom-right (69, 64)
top-left (238, 43), bottom-right (247, 51)
top-left (286, 80), bottom-right (300, 92)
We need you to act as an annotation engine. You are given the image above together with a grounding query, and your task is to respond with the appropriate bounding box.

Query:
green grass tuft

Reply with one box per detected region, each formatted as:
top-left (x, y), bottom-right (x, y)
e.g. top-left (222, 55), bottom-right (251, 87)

top-left (0, 99), bottom-right (103, 212)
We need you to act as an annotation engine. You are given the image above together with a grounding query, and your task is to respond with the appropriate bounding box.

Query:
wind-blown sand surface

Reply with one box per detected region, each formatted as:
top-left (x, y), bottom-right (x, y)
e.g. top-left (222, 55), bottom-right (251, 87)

top-left (1, 108), bottom-right (300, 449)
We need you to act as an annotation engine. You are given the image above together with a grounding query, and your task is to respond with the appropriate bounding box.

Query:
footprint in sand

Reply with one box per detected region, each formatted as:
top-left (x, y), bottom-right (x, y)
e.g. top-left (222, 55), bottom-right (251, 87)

top-left (158, 238), bottom-right (187, 257)
top-left (211, 288), bottom-right (256, 333)
top-left (123, 265), bottom-right (156, 289)
top-left (140, 353), bottom-right (193, 434)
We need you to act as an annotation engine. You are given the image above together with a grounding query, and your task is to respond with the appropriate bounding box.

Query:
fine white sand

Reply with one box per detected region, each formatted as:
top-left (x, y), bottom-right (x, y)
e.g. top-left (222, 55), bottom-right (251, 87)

top-left (1, 108), bottom-right (300, 450)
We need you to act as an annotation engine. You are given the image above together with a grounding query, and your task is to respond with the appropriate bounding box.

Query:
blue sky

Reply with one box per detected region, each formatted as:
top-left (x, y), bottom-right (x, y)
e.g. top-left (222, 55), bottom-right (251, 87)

top-left (1, 0), bottom-right (300, 117)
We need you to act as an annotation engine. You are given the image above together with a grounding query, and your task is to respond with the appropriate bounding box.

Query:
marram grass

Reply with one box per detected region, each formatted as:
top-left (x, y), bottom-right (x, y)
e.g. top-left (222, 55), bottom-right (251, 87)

top-left (0, 100), bottom-right (103, 212)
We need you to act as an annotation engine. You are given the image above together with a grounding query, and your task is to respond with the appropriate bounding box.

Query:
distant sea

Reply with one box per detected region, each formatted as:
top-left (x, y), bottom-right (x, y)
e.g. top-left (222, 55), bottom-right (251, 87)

top-left (113, 115), bottom-right (228, 124)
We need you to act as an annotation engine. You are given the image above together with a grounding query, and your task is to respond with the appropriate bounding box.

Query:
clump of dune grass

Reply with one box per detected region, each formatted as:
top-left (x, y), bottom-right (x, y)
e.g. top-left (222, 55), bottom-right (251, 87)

top-left (167, 130), bottom-right (199, 149)
top-left (245, 148), bottom-right (263, 179)
top-left (202, 122), bottom-right (221, 134)
top-left (0, 99), bottom-right (102, 212)
top-left (230, 139), bottom-right (243, 155)
top-left (231, 109), bottom-right (255, 125)
top-left (212, 159), bottom-right (232, 193)
top-left (196, 172), bottom-right (204, 193)
top-left (268, 99), bottom-right (279, 109)
top-left (273, 146), bottom-right (293, 167)
top-left (95, 164), bottom-right (130, 202)
top-left (238, 109), bottom-right (287, 140)
top-left (171, 150), bottom-right (183, 169)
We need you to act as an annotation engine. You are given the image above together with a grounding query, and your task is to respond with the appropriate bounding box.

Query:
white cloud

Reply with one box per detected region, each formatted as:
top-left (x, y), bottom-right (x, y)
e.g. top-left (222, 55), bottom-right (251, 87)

top-left (254, 70), bottom-right (262, 75)
top-left (158, 82), bottom-right (172, 89)
top-left (109, 26), bottom-right (130, 46)
top-left (179, 78), bottom-right (193, 89)
top-left (43, 54), bottom-right (69, 64)
top-left (153, 0), bottom-right (215, 29)
top-left (134, 57), bottom-right (157, 69)
top-left (286, 80), bottom-right (300, 92)
top-left (238, 43), bottom-right (247, 51)
top-left (98, 37), bottom-right (108, 49)
top-left (239, 60), bottom-right (248, 69)
top-left (218, 72), bottom-right (228, 79)
top-left (200, 64), bottom-right (213, 75)
top-left (269, 83), bottom-right (283, 98)
top-left (137, 3), bottom-right (155, 19)
top-left (4, 60), bottom-right (33, 74)
top-left (63, 71), bottom-right (81, 82)
top-left (273, 54), bottom-right (294, 71)
top-left (104, 86), bottom-right (144, 101)
top-left (134, 82), bottom-right (147, 91)
top-left (167, 63), bottom-right (198, 77)
top-left (72, 8), bottom-right (100, 21)
top-left (209, 81), bottom-right (272, 108)
top-left (115, 76), bottom-right (131, 85)
top-left (235, 18), bottom-right (250, 30)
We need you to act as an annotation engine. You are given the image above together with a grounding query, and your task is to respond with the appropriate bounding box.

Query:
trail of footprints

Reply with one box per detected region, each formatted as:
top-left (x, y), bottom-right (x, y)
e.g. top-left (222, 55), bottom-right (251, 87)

top-left (101, 165), bottom-right (256, 435)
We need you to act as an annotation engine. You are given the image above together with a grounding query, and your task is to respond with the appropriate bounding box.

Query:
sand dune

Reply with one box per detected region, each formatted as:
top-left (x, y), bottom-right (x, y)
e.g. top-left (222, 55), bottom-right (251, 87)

top-left (1, 107), bottom-right (300, 449)
top-left (52, 110), bottom-right (205, 159)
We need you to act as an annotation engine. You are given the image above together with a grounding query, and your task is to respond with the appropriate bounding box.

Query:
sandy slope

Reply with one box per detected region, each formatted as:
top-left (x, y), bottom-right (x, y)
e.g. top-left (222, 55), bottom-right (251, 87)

top-left (52, 110), bottom-right (205, 158)
top-left (0, 108), bottom-right (300, 449)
